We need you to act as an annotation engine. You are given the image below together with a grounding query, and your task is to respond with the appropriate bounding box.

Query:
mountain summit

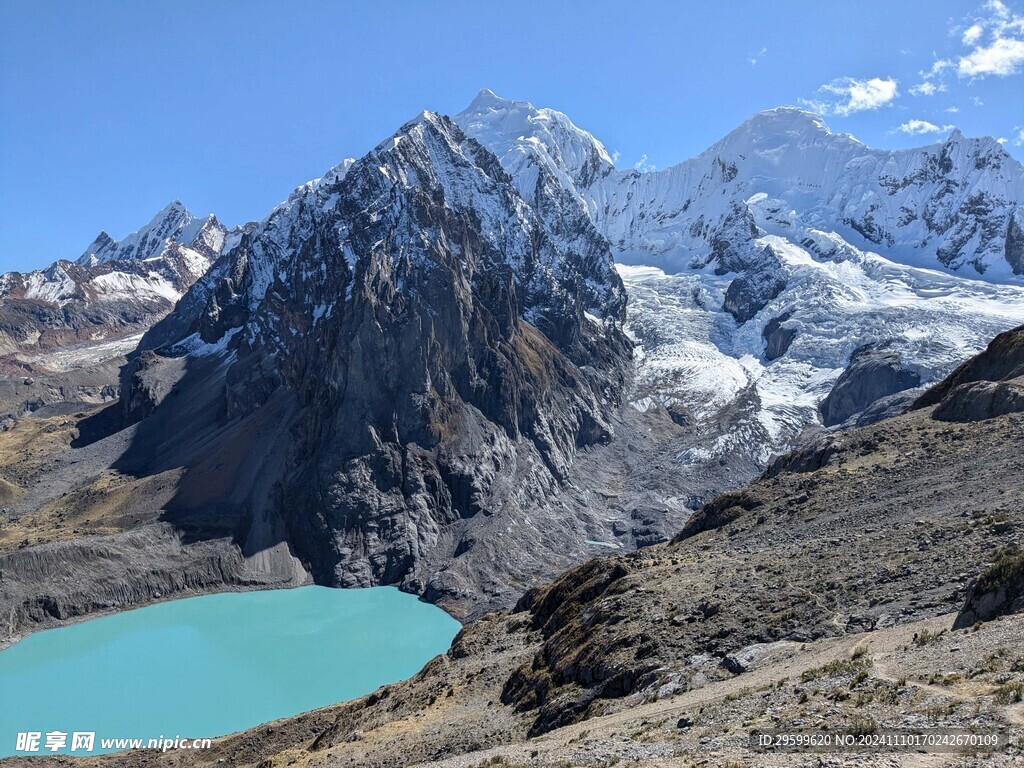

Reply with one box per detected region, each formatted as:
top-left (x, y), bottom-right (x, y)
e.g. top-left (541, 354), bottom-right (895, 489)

top-left (77, 200), bottom-right (225, 267)
top-left (456, 92), bottom-right (1024, 278)
top-left (112, 109), bottom-right (632, 612)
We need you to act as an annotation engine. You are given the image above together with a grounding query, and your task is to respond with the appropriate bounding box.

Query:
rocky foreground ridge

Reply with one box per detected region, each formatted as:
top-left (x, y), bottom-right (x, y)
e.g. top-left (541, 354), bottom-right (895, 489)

top-left (25, 329), bottom-right (1023, 768)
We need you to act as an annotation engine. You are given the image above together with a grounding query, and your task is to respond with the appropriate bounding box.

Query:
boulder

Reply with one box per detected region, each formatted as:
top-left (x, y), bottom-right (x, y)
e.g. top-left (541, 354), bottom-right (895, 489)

top-left (820, 344), bottom-right (920, 427)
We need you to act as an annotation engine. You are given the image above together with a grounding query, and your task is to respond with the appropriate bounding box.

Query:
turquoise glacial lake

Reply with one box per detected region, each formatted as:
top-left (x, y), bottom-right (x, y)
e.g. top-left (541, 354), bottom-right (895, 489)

top-left (0, 586), bottom-right (461, 757)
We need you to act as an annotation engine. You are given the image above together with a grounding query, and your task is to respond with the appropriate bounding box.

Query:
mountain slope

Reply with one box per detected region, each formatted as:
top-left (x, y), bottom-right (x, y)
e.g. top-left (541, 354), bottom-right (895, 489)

top-left (77, 111), bottom-right (633, 614)
top-left (62, 328), bottom-right (1024, 768)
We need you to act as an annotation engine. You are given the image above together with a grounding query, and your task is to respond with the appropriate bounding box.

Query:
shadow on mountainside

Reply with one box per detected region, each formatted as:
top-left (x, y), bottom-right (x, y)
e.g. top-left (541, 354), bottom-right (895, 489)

top-left (100, 349), bottom-right (302, 556)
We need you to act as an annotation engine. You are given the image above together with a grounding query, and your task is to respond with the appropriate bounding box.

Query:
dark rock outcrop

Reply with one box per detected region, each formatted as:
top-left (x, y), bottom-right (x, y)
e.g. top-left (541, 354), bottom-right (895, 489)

top-left (847, 388), bottom-right (923, 427)
top-left (672, 490), bottom-right (764, 542)
top-left (119, 350), bottom-right (180, 425)
top-left (722, 246), bottom-right (786, 324)
top-left (913, 324), bottom-right (1024, 422)
top-left (1007, 212), bottom-right (1024, 275)
top-left (762, 312), bottom-right (796, 360)
top-left (915, 324), bottom-right (1024, 409)
top-left (931, 379), bottom-right (1024, 422)
top-left (820, 344), bottom-right (920, 426)
top-left (954, 547), bottom-right (1024, 629)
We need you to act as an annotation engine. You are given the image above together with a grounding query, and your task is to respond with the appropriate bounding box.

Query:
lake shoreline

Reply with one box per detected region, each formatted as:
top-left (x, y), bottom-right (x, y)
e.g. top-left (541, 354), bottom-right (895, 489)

top-left (0, 523), bottom-right (468, 653)
top-left (0, 585), bottom-right (462, 758)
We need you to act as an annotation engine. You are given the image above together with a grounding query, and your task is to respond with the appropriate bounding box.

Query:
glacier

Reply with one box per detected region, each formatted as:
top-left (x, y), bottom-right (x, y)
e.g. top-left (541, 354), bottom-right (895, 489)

top-left (455, 90), bottom-right (1024, 471)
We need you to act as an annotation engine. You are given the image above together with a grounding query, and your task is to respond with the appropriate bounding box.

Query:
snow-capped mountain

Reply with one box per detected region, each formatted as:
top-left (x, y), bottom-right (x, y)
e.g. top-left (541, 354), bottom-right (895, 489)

top-left (6, 90), bottom-right (1024, 613)
top-left (0, 202), bottom-right (226, 364)
top-left (77, 200), bottom-right (225, 267)
top-left (456, 91), bottom-right (1024, 278)
top-left (455, 90), bottom-right (1024, 476)
top-left (122, 111), bottom-right (631, 611)
top-left (113, 94), bottom-right (1024, 609)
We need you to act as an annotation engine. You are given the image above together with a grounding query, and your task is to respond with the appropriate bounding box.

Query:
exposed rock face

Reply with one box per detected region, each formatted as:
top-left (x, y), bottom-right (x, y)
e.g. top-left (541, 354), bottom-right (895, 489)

top-left (119, 350), bottom-right (178, 425)
top-left (762, 312), bottom-right (796, 360)
top-left (847, 388), bottom-right (925, 427)
top-left (819, 344), bottom-right (921, 426)
top-left (913, 324), bottom-right (1024, 422)
top-left (121, 112), bottom-right (631, 611)
top-left (954, 547), bottom-right (1024, 629)
top-left (722, 246), bottom-right (787, 323)
top-left (1008, 212), bottom-right (1024, 274)
top-left (931, 379), bottom-right (1024, 422)
top-left (915, 324), bottom-right (1024, 405)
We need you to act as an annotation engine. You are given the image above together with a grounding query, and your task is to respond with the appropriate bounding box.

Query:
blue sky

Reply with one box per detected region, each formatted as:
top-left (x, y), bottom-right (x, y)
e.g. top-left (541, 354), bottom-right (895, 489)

top-left (2, 0), bottom-right (1023, 272)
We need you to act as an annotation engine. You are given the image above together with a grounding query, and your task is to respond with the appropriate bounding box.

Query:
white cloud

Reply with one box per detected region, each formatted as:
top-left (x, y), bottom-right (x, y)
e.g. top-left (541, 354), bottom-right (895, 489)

top-left (748, 46), bottom-right (768, 66)
top-left (920, 58), bottom-right (953, 78)
top-left (956, 1), bottom-right (1024, 77)
top-left (1015, 126), bottom-right (1024, 146)
top-left (633, 154), bottom-right (656, 173)
top-left (897, 119), bottom-right (956, 135)
top-left (945, 105), bottom-right (961, 112)
top-left (987, 0), bottom-right (1011, 19)
top-left (802, 76), bottom-right (899, 116)
top-left (962, 23), bottom-right (985, 44)
top-left (960, 36), bottom-right (1024, 75)
top-left (911, 58), bottom-right (954, 96)
top-left (998, 136), bottom-right (1009, 143)
top-left (972, 95), bottom-right (986, 106)
top-left (909, 81), bottom-right (946, 95)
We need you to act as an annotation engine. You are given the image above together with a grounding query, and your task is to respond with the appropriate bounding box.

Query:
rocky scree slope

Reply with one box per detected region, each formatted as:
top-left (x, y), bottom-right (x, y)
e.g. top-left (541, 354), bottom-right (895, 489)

top-left (116, 111), bottom-right (631, 614)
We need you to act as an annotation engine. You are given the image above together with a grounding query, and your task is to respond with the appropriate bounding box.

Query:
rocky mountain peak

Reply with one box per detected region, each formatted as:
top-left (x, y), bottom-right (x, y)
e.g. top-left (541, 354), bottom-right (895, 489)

top-left (121, 102), bottom-right (632, 608)
top-left (76, 200), bottom-right (224, 266)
